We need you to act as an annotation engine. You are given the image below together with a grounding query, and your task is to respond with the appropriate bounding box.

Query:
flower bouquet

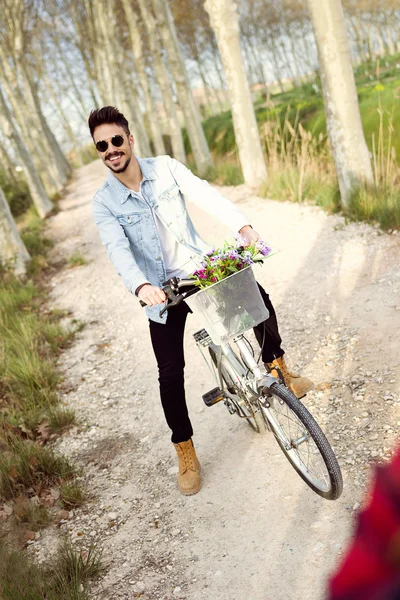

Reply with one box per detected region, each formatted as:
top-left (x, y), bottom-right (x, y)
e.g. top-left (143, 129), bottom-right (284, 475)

top-left (186, 237), bottom-right (273, 344)
top-left (190, 236), bottom-right (272, 289)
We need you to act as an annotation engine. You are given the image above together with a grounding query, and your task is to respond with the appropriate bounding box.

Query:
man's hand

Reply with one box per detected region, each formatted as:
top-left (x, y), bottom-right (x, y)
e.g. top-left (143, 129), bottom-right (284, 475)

top-left (238, 225), bottom-right (260, 248)
top-left (137, 284), bottom-right (167, 306)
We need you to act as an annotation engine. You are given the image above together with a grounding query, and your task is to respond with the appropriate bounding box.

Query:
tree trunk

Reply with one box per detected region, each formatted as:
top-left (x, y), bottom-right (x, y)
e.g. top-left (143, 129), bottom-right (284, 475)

top-left (374, 27), bottom-right (385, 57)
top-left (137, 0), bottom-right (186, 163)
top-left (385, 21), bottom-right (396, 55)
top-left (198, 61), bottom-right (216, 116)
top-left (91, 1), bottom-right (116, 105)
top-left (151, 0), bottom-right (213, 175)
top-left (0, 143), bottom-right (18, 184)
top-left (307, 0), bottom-right (373, 208)
top-left (0, 57), bottom-right (59, 196)
top-left (44, 74), bottom-right (84, 166)
top-left (0, 186), bottom-right (30, 276)
top-left (350, 17), bottom-right (369, 62)
top-left (28, 77), bottom-right (71, 184)
top-left (120, 0), bottom-right (166, 156)
top-left (0, 87), bottom-right (53, 218)
top-left (204, 0), bottom-right (267, 188)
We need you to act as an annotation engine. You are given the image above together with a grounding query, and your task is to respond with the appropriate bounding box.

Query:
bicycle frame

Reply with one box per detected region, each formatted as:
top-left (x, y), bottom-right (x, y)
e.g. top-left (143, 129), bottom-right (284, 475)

top-left (206, 334), bottom-right (275, 398)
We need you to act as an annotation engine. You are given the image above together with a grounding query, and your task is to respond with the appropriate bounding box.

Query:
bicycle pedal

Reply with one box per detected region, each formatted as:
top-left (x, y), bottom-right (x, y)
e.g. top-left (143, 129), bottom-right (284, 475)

top-left (202, 387), bottom-right (224, 407)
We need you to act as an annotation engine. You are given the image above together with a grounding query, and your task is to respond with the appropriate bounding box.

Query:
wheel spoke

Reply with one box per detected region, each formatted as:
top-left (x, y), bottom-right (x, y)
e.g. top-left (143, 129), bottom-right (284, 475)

top-left (266, 393), bottom-right (331, 492)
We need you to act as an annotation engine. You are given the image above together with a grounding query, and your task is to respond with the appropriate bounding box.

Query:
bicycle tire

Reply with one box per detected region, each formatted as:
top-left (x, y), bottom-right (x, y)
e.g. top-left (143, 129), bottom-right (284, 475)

top-left (208, 347), bottom-right (266, 433)
top-left (260, 382), bottom-right (343, 500)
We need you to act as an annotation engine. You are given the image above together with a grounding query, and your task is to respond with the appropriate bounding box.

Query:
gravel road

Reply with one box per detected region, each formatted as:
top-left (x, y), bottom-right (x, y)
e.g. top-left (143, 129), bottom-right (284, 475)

top-left (33, 159), bottom-right (400, 600)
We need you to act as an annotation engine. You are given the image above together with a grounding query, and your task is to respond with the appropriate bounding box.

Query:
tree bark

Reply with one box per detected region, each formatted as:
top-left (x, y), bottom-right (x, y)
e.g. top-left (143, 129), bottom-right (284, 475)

top-left (0, 86), bottom-right (53, 218)
top-left (151, 0), bottom-right (213, 175)
top-left (307, 0), bottom-right (373, 208)
top-left (0, 185), bottom-right (30, 276)
top-left (204, 0), bottom-right (267, 188)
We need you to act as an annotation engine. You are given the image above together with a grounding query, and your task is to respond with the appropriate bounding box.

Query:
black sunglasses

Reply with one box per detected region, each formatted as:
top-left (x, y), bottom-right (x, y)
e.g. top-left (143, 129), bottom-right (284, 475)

top-left (95, 135), bottom-right (124, 153)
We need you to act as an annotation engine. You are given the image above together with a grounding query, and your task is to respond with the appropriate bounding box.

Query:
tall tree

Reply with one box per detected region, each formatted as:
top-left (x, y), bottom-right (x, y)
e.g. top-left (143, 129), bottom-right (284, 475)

top-left (0, 0), bottom-right (71, 193)
top-left (0, 85), bottom-right (53, 218)
top-left (307, 0), bottom-right (373, 207)
top-left (151, 0), bottom-right (213, 174)
top-left (137, 0), bottom-right (187, 163)
top-left (0, 186), bottom-right (30, 276)
top-left (204, 0), bottom-right (267, 188)
top-left (120, 0), bottom-right (166, 156)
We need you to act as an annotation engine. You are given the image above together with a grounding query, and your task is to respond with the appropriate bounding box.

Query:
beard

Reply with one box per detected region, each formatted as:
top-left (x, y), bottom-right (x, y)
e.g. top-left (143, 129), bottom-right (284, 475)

top-left (106, 155), bottom-right (132, 174)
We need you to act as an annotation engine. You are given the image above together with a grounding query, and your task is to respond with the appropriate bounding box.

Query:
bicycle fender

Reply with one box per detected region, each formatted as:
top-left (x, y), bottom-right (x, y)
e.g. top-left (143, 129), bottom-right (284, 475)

top-left (258, 375), bottom-right (280, 389)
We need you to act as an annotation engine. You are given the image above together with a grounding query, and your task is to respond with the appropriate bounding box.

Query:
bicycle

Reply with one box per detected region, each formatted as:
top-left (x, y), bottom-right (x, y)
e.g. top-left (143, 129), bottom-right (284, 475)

top-left (141, 267), bottom-right (343, 501)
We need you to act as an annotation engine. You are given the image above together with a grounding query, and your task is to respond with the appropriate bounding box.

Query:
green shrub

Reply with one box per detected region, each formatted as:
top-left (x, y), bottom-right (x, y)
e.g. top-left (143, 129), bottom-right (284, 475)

top-left (60, 482), bottom-right (86, 508)
top-left (0, 539), bottom-right (103, 600)
top-left (0, 435), bottom-right (76, 501)
top-left (0, 171), bottom-right (32, 218)
top-left (48, 408), bottom-right (76, 433)
top-left (13, 502), bottom-right (52, 531)
top-left (68, 252), bottom-right (87, 267)
top-left (347, 185), bottom-right (400, 230)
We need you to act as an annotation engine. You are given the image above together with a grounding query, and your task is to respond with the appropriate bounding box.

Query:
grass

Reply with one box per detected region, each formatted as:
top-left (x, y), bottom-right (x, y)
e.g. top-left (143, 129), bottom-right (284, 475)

top-left (18, 208), bottom-right (54, 277)
top-left (193, 53), bottom-right (400, 230)
top-left (189, 156), bottom-right (244, 186)
top-left (47, 408), bottom-right (77, 433)
top-left (0, 434), bottom-right (76, 501)
top-left (13, 501), bottom-right (52, 531)
top-left (51, 540), bottom-right (103, 596)
top-left (68, 252), bottom-right (87, 268)
top-left (0, 538), bottom-right (103, 600)
top-left (347, 185), bottom-right (400, 230)
top-left (0, 278), bottom-right (82, 431)
top-left (60, 482), bottom-right (86, 508)
top-left (0, 207), bottom-right (91, 595)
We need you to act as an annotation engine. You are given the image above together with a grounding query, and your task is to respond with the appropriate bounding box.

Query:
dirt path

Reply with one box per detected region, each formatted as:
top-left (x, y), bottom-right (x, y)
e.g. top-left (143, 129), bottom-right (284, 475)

top-left (36, 160), bottom-right (400, 600)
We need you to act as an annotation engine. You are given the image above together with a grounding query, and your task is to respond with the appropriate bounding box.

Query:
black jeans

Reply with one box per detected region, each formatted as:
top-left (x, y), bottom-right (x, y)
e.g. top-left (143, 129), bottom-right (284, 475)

top-left (149, 283), bottom-right (284, 443)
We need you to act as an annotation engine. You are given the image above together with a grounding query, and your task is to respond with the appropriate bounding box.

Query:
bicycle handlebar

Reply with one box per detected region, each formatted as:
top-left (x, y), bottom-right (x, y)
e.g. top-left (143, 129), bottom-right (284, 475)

top-left (139, 278), bottom-right (198, 317)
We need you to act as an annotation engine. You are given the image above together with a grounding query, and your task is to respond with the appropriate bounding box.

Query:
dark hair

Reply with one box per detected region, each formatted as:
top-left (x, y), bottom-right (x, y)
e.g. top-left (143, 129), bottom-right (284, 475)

top-left (88, 106), bottom-right (130, 138)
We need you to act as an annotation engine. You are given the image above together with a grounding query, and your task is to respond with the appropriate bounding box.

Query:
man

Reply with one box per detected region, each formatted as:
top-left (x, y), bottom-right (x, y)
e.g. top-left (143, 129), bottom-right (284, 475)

top-left (89, 106), bottom-right (313, 496)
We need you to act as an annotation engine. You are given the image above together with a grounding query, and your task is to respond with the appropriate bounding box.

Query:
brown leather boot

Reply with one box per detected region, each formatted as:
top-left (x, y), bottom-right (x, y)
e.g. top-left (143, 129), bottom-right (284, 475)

top-left (173, 439), bottom-right (201, 496)
top-left (266, 356), bottom-right (314, 399)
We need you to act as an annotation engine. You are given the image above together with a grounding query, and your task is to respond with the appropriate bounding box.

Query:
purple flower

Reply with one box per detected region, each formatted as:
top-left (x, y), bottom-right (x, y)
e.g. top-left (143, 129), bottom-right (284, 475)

top-left (256, 240), bottom-right (272, 256)
top-left (205, 247), bottom-right (216, 256)
top-left (211, 276), bottom-right (217, 282)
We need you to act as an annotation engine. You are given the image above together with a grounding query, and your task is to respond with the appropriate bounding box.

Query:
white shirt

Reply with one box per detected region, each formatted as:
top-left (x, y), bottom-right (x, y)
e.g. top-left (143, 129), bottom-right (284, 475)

top-left (130, 189), bottom-right (198, 280)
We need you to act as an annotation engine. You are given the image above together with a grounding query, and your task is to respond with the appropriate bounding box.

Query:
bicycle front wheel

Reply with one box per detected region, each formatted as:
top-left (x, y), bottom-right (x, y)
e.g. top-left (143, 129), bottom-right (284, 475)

top-left (260, 382), bottom-right (343, 500)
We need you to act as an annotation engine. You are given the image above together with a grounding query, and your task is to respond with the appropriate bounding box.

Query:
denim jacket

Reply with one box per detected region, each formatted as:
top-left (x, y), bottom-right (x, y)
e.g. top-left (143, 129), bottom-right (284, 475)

top-left (92, 155), bottom-right (249, 324)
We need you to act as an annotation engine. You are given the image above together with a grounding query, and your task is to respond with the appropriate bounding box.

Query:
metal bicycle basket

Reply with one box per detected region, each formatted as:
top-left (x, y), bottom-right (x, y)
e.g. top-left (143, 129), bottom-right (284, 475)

top-left (185, 266), bottom-right (269, 344)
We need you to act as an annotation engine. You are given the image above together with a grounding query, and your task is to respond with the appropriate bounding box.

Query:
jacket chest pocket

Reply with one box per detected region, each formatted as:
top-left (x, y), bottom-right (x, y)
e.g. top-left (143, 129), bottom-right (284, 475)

top-left (116, 212), bottom-right (143, 243)
top-left (157, 184), bottom-right (185, 222)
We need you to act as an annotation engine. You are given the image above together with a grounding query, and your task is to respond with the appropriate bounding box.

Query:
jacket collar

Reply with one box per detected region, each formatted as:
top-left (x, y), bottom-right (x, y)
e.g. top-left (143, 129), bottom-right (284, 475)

top-left (106, 156), bottom-right (158, 204)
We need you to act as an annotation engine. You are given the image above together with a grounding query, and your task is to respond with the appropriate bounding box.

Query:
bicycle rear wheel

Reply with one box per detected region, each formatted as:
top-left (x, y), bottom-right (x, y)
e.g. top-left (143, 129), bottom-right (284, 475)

top-left (260, 382), bottom-right (343, 500)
